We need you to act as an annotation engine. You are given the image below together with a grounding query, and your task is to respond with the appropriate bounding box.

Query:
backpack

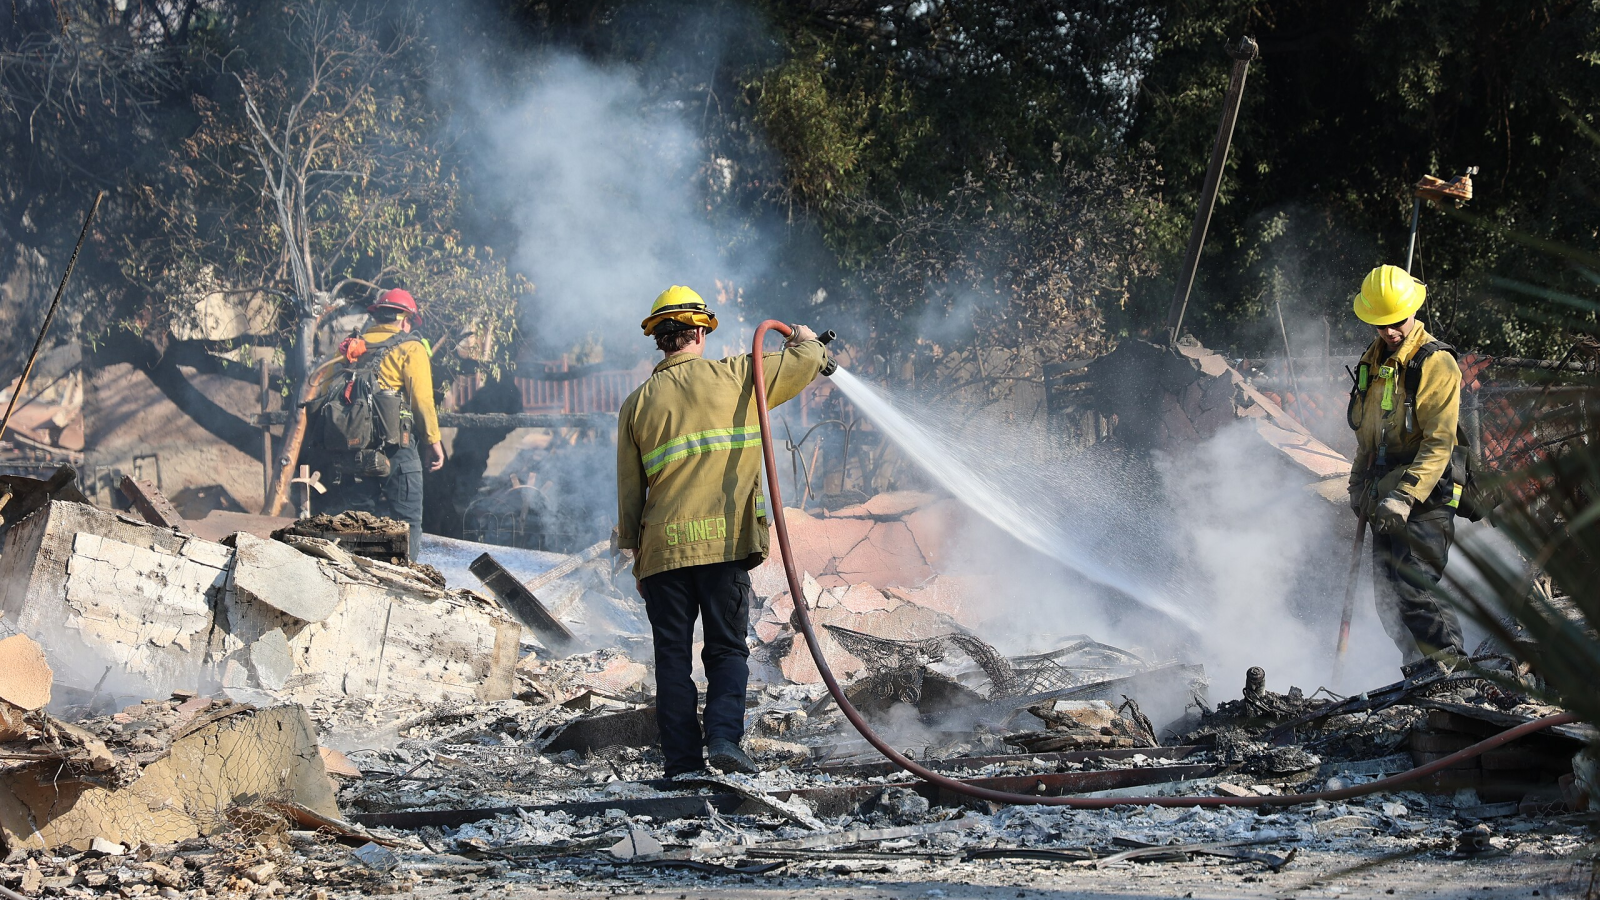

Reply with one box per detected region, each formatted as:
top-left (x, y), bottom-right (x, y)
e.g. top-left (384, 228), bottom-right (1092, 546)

top-left (306, 333), bottom-right (418, 474)
top-left (1348, 339), bottom-right (1497, 522)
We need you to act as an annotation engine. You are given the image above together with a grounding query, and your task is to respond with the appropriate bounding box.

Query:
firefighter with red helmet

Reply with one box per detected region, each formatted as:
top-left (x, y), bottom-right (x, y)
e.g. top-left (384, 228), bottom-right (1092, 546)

top-left (317, 288), bottom-right (444, 558)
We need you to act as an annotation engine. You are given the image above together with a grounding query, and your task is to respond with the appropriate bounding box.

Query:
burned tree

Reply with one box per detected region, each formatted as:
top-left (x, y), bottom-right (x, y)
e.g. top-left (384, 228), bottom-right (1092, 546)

top-left (120, 0), bottom-right (524, 512)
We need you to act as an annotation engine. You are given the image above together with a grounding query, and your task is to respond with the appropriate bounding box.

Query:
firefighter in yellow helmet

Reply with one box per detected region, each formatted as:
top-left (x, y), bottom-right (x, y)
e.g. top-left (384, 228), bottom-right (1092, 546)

top-left (1347, 265), bottom-right (1465, 679)
top-left (617, 286), bottom-right (830, 777)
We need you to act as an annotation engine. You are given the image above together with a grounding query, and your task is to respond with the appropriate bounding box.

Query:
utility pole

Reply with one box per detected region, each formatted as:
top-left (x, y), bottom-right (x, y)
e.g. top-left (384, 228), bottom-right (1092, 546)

top-left (1165, 36), bottom-right (1259, 345)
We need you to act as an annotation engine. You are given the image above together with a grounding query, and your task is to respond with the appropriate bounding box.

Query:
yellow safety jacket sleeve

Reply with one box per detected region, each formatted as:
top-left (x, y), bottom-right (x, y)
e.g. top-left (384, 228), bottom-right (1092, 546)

top-left (366, 325), bottom-right (443, 445)
top-left (616, 340), bottom-right (828, 579)
top-left (1347, 322), bottom-right (1460, 504)
top-left (1401, 350), bottom-right (1461, 503)
top-left (617, 416), bottom-right (646, 551)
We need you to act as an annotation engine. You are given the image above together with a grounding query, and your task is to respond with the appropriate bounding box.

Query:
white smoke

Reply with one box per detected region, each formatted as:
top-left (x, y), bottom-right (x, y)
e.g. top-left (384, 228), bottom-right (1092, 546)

top-left (463, 52), bottom-right (772, 360)
top-left (834, 376), bottom-right (1409, 697)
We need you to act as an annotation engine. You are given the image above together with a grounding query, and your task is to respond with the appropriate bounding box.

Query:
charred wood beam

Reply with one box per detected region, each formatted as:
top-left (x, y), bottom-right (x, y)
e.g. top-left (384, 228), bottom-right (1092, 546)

top-left (348, 762), bottom-right (1218, 829)
top-left (811, 745), bottom-right (1205, 781)
top-left (468, 552), bottom-right (576, 650)
top-left (119, 475), bottom-right (183, 528)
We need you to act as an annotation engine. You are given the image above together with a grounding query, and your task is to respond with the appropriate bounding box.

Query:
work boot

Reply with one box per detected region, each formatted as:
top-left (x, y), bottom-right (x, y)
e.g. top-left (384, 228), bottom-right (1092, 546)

top-left (1401, 651), bottom-right (1462, 682)
top-left (706, 738), bottom-right (757, 775)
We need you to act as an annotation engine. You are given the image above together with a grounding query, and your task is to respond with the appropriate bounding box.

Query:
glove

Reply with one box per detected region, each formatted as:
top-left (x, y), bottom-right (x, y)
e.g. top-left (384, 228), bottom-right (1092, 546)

top-left (1348, 483), bottom-right (1366, 516)
top-left (785, 324), bottom-right (818, 347)
top-left (1373, 490), bottom-right (1415, 536)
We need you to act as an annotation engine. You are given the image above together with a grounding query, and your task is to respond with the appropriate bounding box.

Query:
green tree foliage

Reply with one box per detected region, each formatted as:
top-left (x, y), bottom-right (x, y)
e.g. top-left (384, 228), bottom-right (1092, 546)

top-left (7, 0), bottom-right (1600, 384)
top-left (1129, 0), bottom-right (1600, 357)
top-left (122, 1), bottom-right (523, 380)
top-left (2, 0), bottom-right (522, 384)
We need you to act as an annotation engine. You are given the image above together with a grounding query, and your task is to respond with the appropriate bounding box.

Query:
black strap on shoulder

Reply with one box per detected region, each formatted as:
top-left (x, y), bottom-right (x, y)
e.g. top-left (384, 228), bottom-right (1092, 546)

top-left (353, 332), bottom-right (422, 373)
top-left (1404, 340), bottom-right (1456, 401)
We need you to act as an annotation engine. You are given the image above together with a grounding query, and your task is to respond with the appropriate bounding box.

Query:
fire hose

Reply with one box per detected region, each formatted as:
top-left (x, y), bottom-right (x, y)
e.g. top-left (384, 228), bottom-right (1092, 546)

top-left (750, 319), bottom-right (1578, 808)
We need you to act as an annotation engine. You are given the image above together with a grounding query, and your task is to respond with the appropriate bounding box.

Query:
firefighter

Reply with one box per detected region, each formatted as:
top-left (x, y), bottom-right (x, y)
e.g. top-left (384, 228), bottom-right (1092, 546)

top-left (617, 286), bottom-right (829, 777)
top-left (1346, 265), bottom-right (1466, 678)
top-left (322, 288), bottom-right (445, 558)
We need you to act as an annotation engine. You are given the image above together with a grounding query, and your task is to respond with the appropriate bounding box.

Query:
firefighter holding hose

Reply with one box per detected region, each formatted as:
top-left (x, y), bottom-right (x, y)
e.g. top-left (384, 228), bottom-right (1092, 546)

top-left (1346, 265), bottom-right (1467, 678)
top-left (617, 286), bottom-right (829, 777)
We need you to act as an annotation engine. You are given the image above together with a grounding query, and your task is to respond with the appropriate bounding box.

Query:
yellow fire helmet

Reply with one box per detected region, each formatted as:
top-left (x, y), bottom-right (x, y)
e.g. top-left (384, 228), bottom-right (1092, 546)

top-left (1353, 264), bottom-right (1426, 326)
top-left (641, 285), bottom-right (718, 336)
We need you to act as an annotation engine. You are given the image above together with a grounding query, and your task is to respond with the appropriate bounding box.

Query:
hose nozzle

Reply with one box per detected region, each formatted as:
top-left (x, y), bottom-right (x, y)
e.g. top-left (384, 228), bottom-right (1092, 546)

top-left (818, 329), bottom-right (838, 376)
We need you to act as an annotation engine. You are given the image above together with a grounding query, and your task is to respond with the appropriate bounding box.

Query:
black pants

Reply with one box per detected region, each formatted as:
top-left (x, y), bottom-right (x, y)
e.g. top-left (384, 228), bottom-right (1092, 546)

top-left (639, 561), bottom-right (754, 775)
top-left (1372, 507), bottom-right (1464, 662)
top-left (322, 443), bottom-right (424, 560)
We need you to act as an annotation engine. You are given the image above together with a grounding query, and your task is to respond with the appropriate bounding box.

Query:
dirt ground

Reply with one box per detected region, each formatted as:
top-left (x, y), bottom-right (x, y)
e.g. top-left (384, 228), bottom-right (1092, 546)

top-left (398, 828), bottom-right (1596, 900)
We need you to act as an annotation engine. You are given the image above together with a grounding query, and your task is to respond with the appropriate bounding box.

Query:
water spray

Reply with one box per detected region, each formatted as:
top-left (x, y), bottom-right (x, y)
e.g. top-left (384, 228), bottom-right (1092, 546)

top-left (751, 319), bottom-right (1575, 807)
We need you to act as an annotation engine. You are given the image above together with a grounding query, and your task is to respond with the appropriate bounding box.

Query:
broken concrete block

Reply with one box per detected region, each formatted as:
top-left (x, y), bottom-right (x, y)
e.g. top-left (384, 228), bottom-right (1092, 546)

top-left (230, 532), bottom-right (341, 623)
top-left (319, 747), bottom-right (363, 779)
top-left (837, 582), bottom-right (900, 614)
top-left (0, 635), bottom-right (52, 742)
top-left (0, 704), bottom-right (339, 852)
top-left (861, 491), bottom-right (937, 518)
top-left (0, 500), bottom-right (517, 706)
top-left (903, 499), bottom-right (961, 570)
top-left (753, 615), bottom-right (786, 644)
top-left (0, 501), bottom-right (225, 696)
top-left (217, 572), bottom-right (521, 704)
top-left (248, 628), bottom-right (294, 691)
top-left (886, 577), bottom-right (982, 629)
top-left (767, 509), bottom-right (843, 578)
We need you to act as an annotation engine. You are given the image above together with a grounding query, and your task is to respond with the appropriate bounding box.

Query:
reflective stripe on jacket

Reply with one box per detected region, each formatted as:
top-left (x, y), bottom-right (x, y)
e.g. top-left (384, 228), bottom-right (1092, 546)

top-left (1348, 321), bottom-right (1461, 504)
top-left (617, 341), bottom-right (826, 579)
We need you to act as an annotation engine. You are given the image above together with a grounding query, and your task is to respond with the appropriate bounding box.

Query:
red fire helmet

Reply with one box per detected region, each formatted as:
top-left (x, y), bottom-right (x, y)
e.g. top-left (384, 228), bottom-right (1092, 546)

top-left (369, 288), bottom-right (421, 319)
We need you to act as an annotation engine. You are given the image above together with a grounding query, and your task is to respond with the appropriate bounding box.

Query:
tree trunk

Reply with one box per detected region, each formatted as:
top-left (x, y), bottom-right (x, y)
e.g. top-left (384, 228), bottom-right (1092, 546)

top-left (264, 313), bottom-right (322, 515)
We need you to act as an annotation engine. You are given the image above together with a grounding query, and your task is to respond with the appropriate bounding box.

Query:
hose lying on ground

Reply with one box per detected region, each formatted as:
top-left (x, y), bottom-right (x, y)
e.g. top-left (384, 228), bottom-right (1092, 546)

top-left (750, 319), bottom-right (1579, 808)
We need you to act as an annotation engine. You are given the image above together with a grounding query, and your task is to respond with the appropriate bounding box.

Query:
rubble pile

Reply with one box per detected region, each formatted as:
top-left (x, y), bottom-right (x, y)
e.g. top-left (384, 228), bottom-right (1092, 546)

top-left (0, 477), bottom-right (1593, 898)
top-left (272, 511), bottom-right (411, 562)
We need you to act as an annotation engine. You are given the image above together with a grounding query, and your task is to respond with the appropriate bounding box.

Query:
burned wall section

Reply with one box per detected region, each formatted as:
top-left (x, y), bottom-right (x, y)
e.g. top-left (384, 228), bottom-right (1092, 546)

top-left (0, 501), bottom-right (225, 697)
top-left (0, 500), bottom-right (519, 705)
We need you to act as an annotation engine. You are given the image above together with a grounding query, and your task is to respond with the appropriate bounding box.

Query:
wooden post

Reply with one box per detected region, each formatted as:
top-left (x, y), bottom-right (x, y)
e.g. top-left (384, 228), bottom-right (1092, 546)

top-left (259, 358), bottom-right (272, 503)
